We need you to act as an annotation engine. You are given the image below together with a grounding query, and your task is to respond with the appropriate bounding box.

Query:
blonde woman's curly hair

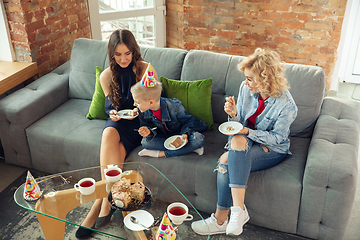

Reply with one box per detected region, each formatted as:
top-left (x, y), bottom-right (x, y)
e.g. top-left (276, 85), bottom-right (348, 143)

top-left (238, 48), bottom-right (289, 97)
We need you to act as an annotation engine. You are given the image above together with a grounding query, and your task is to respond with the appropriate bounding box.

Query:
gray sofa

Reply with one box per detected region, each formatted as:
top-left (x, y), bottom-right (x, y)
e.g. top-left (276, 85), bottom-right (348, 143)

top-left (0, 38), bottom-right (359, 240)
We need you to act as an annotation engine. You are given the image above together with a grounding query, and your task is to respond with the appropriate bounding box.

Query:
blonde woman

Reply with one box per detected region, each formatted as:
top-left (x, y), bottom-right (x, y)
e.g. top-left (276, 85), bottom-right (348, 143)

top-left (192, 48), bottom-right (298, 236)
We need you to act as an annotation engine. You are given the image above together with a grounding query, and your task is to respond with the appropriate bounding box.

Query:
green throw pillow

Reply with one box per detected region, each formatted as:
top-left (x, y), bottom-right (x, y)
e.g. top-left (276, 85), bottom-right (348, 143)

top-left (160, 76), bottom-right (214, 130)
top-left (86, 66), bottom-right (109, 120)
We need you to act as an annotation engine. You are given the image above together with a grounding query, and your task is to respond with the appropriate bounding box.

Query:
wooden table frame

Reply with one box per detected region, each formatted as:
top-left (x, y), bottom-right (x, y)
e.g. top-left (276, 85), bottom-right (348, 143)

top-left (34, 171), bottom-right (147, 240)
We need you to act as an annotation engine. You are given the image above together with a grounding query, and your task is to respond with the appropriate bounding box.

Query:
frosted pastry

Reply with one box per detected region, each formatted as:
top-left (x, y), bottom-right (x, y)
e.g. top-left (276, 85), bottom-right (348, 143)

top-left (111, 178), bottom-right (145, 208)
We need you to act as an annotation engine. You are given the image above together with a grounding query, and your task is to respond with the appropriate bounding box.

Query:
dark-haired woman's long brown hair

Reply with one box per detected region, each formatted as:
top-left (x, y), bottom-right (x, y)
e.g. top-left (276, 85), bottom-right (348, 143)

top-left (108, 29), bottom-right (144, 109)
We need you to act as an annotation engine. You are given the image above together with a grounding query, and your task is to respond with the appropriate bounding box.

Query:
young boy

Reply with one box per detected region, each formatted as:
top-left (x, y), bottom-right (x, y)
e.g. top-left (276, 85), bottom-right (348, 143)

top-left (130, 76), bottom-right (208, 158)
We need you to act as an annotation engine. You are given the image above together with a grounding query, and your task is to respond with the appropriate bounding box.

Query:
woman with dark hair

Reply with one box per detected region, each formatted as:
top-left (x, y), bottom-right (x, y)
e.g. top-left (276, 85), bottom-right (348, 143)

top-left (76, 29), bottom-right (159, 238)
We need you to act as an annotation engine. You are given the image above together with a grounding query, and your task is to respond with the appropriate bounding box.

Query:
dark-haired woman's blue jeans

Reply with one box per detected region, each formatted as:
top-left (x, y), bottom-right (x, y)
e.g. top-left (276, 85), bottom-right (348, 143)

top-left (216, 135), bottom-right (286, 210)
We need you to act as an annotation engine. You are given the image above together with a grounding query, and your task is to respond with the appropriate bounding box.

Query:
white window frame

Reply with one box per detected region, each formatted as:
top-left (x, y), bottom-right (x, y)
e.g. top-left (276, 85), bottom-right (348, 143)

top-left (333, 0), bottom-right (360, 88)
top-left (0, 1), bottom-right (15, 62)
top-left (88, 0), bottom-right (166, 47)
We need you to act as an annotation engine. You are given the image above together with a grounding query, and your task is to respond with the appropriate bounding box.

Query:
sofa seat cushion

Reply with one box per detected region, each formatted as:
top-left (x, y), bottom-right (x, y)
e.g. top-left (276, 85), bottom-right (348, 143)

top-left (127, 131), bottom-right (309, 235)
top-left (246, 136), bottom-right (310, 233)
top-left (126, 124), bottom-right (228, 205)
top-left (26, 99), bottom-right (105, 173)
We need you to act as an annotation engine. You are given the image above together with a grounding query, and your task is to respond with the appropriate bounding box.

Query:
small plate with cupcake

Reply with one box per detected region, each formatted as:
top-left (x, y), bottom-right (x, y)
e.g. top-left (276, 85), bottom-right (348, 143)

top-left (164, 135), bottom-right (186, 150)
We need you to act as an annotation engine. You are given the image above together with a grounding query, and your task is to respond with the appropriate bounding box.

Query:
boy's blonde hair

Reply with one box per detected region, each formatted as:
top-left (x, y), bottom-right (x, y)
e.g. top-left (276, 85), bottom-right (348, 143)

top-left (130, 80), bottom-right (162, 101)
top-left (238, 48), bottom-right (289, 97)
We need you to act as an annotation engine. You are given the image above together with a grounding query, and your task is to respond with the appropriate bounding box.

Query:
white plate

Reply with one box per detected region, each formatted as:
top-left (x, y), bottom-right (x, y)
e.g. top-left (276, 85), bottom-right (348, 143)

top-left (164, 135), bottom-right (186, 150)
top-left (117, 109), bottom-right (138, 119)
top-left (218, 122), bottom-right (243, 136)
top-left (123, 210), bottom-right (154, 231)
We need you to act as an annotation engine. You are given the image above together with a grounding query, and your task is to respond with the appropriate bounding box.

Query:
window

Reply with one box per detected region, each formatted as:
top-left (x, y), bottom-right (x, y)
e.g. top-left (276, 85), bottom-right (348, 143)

top-left (88, 0), bottom-right (166, 47)
top-left (0, 1), bottom-right (15, 62)
top-left (336, 0), bottom-right (360, 85)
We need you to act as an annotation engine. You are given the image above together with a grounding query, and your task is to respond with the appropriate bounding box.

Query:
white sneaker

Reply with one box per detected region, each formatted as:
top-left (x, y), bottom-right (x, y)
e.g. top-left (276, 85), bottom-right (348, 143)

top-left (191, 213), bottom-right (228, 235)
top-left (226, 206), bottom-right (250, 235)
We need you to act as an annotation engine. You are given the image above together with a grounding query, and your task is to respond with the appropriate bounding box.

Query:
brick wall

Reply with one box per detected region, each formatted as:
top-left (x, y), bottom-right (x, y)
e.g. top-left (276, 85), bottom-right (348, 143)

top-left (166, 0), bottom-right (347, 90)
top-left (4, 0), bottom-right (91, 77)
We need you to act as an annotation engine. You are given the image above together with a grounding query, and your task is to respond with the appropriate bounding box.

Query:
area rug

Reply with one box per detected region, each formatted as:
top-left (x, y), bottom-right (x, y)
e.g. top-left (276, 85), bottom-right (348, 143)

top-left (0, 170), bottom-right (45, 240)
top-left (0, 170), bottom-right (105, 240)
top-left (0, 171), bottom-right (309, 240)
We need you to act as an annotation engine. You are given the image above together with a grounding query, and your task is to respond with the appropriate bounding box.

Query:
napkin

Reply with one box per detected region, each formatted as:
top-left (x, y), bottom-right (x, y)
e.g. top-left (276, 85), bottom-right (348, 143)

top-left (155, 212), bottom-right (176, 240)
top-left (141, 63), bottom-right (156, 87)
top-left (23, 171), bottom-right (42, 201)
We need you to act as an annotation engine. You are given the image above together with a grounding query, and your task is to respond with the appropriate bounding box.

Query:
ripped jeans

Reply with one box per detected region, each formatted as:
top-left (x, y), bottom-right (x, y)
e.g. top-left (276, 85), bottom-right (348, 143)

top-left (216, 135), bottom-right (286, 210)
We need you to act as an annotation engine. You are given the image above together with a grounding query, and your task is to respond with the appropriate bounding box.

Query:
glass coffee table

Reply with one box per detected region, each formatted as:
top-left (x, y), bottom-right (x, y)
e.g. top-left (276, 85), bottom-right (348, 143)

top-left (14, 162), bottom-right (210, 239)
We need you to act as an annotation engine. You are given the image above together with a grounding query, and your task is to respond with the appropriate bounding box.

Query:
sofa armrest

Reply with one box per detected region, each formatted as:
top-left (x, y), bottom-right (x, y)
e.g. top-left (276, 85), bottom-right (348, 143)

top-left (0, 69), bottom-right (69, 168)
top-left (297, 97), bottom-right (360, 240)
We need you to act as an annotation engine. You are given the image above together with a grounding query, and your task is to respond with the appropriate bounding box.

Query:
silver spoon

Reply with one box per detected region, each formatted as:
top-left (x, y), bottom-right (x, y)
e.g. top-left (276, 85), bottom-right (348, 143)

top-left (130, 216), bottom-right (149, 230)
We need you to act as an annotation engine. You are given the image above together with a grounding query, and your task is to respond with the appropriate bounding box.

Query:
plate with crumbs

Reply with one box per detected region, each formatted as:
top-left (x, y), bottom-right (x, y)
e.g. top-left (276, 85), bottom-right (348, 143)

top-left (218, 122), bottom-right (243, 136)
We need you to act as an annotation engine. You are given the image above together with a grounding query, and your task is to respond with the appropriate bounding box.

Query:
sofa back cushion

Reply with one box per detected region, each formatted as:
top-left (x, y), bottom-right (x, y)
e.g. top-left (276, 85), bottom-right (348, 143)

top-left (69, 38), bottom-right (108, 100)
top-left (284, 64), bottom-right (325, 137)
top-left (181, 50), bottom-right (325, 138)
top-left (140, 46), bottom-right (187, 80)
top-left (181, 50), bottom-right (246, 124)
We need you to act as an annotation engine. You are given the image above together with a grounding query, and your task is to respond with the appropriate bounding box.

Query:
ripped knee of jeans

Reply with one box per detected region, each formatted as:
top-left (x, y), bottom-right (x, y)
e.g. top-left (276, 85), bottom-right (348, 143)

top-left (225, 138), bottom-right (250, 152)
top-left (214, 162), bottom-right (228, 174)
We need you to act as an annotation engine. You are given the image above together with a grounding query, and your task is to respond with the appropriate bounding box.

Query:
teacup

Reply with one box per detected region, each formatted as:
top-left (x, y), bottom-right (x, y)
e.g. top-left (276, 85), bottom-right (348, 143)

top-left (104, 164), bottom-right (122, 182)
top-left (167, 202), bottom-right (193, 225)
top-left (74, 177), bottom-right (95, 195)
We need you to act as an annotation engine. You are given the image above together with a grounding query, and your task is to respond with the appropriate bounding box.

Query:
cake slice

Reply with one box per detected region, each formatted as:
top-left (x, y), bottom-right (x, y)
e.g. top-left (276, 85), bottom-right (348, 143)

top-left (128, 110), bottom-right (136, 116)
top-left (130, 181), bottom-right (145, 202)
top-left (170, 136), bottom-right (183, 148)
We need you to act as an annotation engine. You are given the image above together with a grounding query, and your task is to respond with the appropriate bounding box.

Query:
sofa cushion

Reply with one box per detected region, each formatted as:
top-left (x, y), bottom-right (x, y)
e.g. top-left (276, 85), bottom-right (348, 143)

top-left (69, 38), bottom-right (108, 100)
top-left (26, 99), bottom-right (104, 173)
top-left (86, 66), bottom-right (108, 120)
top-left (246, 136), bottom-right (309, 233)
top-left (284, 64), bottom-right (325, 138)
top-left (181, 50), bottom-right (246, 124)
top-left (141, 46), bottom-right (187, 81)
top-left (160, 77), bottom-right (214, 130)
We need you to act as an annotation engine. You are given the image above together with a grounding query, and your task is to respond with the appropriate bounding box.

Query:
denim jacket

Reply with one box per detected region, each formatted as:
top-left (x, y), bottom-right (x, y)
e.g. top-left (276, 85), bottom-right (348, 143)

top-left (231, 82), bottom-right (298, 154)
top-left (139, 97), bottom-right (208, 140)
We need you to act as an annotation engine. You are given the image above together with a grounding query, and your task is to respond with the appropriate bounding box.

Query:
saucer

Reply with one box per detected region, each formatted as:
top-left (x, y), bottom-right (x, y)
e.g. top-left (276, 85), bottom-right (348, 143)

top-left (123, 210), bottom-right (154, 231)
